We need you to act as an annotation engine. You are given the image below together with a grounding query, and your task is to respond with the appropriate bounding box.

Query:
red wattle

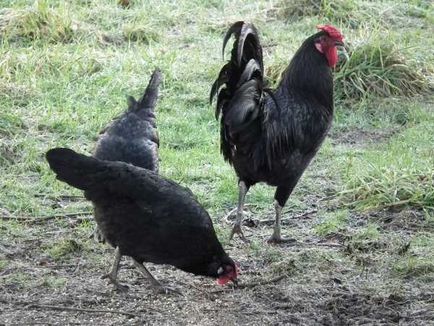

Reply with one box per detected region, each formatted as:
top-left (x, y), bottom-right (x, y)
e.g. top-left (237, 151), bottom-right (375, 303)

top-left (216, 276), bottom-right (230, 285)
top-left (325, 46), bottom-right (338, 68)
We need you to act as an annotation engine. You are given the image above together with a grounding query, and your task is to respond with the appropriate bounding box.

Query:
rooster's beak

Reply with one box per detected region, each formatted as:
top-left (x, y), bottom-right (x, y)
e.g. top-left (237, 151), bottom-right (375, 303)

top-left (336, 43), bottom-right (349, 63)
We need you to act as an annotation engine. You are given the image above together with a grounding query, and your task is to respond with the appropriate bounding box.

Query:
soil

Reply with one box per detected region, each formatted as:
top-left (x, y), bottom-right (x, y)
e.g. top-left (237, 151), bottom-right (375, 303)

top-left (328, 127), bottom-right (400, 148)
top-left (1, 202), bottom-right (433, 325)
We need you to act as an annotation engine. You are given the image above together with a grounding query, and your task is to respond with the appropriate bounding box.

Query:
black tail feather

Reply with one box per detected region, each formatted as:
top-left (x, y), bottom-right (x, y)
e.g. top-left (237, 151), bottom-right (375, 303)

top-left (222, 21), bottom-right (244, 60)
top-left (210, 21), bottom-right (264, 120)
top-left (210, 21), bottom-right (265, 163)
top-left (138, 68), bottom-right (163, 110)
top-left (46, 148), bottom-right (103, 191)
top-left (128, 68), bottom-right (163, 114)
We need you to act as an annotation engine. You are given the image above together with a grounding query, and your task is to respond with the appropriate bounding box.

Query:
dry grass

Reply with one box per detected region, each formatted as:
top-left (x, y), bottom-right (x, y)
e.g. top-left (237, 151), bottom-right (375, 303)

top-left (269, 0), bottom-right (362, 24)
top-left (335, 38), bottom-right (432, 101)
top-left (0, 1), bottom-right (73, 43)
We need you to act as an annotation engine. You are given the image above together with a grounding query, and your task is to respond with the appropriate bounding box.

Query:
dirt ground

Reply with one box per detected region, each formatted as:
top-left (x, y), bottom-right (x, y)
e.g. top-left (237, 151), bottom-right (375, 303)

top-left (1, 201), bottom-right (433, 325)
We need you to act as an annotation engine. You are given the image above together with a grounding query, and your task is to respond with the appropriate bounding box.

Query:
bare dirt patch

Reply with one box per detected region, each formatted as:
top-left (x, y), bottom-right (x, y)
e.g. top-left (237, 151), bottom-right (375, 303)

top-left (1, 203), bottom-right (433, 325)
top-left (329, 127), bottom-right (400, 148)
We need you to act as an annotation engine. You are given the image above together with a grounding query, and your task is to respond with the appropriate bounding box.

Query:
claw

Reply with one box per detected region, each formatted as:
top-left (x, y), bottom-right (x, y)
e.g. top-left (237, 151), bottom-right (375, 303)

top-left (229, 223), bottom-right (250, 243)
top-left (102, 273), bottom-right (129, 292)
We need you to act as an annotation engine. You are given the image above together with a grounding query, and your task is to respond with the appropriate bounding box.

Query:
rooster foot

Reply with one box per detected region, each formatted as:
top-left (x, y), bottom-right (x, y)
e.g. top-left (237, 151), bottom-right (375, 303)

top-left (229, 224), bottom-right (250, 243)
top-left (101, 273), bottom-right (129, 292)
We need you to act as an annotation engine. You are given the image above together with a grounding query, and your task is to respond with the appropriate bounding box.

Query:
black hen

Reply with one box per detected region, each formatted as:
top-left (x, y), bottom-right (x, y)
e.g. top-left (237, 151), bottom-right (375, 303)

top-left (94, 69), bottom-right (162, 172)
top-left (92, 69), bottom-right (162, 243)
top-left (210, 22), bottom-right (345, 243)
top-left (46, 148), bottom-right (238, 293)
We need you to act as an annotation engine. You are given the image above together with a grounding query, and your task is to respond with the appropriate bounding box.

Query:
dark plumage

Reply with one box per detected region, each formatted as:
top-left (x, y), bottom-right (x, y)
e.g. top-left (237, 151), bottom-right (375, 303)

top-left (94, 69), bottom-right (161, 172)
top-left (46, 148), bottom-right (238, 292)
top-left (210, 22), bottom-right (345, 243)
top-left (92, 69), bottom-right (162, 243)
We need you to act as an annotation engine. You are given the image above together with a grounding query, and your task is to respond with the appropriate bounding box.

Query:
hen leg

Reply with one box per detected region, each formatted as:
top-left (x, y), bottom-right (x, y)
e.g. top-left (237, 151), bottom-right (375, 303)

top-left (102, 247), bottom-right (129, 292)
top-left (229, 180), bottom-right (250, 242)
top-left (132, 260), bottom-right (182, 295)
top-left (268, 185), bottom-right (297, 244)
top-left (91, 225), bottom-right (105, 243)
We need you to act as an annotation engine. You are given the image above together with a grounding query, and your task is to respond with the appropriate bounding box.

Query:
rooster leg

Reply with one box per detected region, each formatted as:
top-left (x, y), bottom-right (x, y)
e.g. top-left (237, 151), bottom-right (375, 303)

top-left (229, 180), bottom-right (249, 242)
top-left (102, 247), bottom-right (129, 292)
top-left (132, 260), bottom-right (183, 296)
top-left (268, 185), bottom-right (297, 244)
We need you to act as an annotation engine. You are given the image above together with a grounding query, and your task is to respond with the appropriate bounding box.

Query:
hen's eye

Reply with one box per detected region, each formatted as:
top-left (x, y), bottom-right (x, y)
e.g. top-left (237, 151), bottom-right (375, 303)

top-left (217, 267), bottom-right (224, 275)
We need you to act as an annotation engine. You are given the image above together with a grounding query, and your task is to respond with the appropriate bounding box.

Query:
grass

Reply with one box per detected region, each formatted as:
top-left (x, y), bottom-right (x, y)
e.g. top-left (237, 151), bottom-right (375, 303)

top-left (393, 234), bottom-right (434, 280)
top-left (0, 0), bottom-right (433, 324)
top-left (340, 117), bottom-right (434, 211)
top-left (45, 239), bottom-right (84, 261)
top-left (315, 210), bottom-right (349, 237)
top-left (335, 33), bottom-right (432, 101)
top-left (0, 1), bottom-right (73, 43)
top-left (271, 0), bottom-right (363, 25)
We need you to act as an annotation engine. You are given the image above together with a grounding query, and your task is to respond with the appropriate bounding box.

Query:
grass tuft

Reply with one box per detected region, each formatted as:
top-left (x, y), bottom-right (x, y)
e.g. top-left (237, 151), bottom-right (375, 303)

top-left (0, 0), bottom-right (73, 43)
top-left (340, 120), bottom-right (434, 211)
top-left (123, 23), bottom-right (159, 44)
top-left (315, 210), bottom-right (349, 237)
top-left (345, 223), bottom-right (384, 254)
top-left (335, 37), bottom-right (432, 101)
top-left (46, 239), bottom-right (83, 261)
top-left (394, 256), bottom-right (434, 280)
top-left (270, 0), bottom-right (361, 24)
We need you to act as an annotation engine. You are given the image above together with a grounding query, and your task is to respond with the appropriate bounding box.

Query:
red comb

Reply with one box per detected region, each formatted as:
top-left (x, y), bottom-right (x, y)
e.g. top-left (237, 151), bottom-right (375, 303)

top-left (316, 25), bottom-right (344, 42)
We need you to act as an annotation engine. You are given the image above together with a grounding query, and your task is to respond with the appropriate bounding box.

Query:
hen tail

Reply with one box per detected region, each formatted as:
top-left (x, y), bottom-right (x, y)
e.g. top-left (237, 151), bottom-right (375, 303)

top-left (46, 148), bottom-right (106, 191)
top-left (127, 68), bottom-right (163, 118)
top-left (210, 21), bottom-right (265, 161)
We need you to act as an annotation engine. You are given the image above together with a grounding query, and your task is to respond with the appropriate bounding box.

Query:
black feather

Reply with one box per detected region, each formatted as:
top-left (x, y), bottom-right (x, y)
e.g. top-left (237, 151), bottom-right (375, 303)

top-left (94, 69), bottom-right (162, 172)
top-left (46, 148), bottom-right (236, 278)
top-left (222, 21), bottom-right (244, 60)
top-left (210, 21), bottom-right (336, 206)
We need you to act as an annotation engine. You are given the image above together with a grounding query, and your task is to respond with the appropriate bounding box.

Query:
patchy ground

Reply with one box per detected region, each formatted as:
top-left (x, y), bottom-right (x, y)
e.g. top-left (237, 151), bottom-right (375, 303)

top-left (1, 195), bottom-right (433, 325)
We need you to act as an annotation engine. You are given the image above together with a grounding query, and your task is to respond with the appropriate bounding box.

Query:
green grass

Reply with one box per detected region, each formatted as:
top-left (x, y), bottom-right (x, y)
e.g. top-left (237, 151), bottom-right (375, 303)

top-left (335, 32), bottom-right (432, 101)
top-left (0, 0), bottom-right (431, 244)
top-left (340, 117), bottom-right (434, 211)
top-left (0, 259), bottom-right (8, 271)
top-left (393, 234), bottom-right (434, 280)
top-left (315, 209), bottom-right (349, 237)
top-left (45, 239), bottom-right (84, 261)
top-left (41, 275), bottom-right (68, 289)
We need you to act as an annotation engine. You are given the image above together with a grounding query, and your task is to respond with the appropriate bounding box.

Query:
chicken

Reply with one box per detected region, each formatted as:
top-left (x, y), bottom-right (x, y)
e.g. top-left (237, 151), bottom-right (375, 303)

top-left (210, 22), bottom-right (345, 243)
top-left (94, 68), bottom-right (161, 171)
top-left (92, 69), bottom-right (162, 242)
top-left (46, 148), bottom-right (238, 293)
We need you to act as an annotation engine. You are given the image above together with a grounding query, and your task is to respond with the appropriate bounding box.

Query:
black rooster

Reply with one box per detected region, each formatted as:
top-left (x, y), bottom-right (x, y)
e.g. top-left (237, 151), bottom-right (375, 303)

top-left (92, 69), bottom-right (162, 243)
top-left (46, 148), bottom-right (238, 293)
top-left (210, 22), bottom-right (345, 243)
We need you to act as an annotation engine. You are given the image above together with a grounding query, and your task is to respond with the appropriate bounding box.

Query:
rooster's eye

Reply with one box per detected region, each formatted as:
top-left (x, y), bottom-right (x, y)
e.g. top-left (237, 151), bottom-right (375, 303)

top-left (217, 267), bottom-right (224, 275)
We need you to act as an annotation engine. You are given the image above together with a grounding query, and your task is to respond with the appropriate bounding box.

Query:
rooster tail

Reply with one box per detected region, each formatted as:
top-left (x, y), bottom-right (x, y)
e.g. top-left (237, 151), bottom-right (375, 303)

top-left (127, 68), bottom-right (163, 116)
top-left (210, 22), bottom-right (265, 162)
top-left (46, 148), bottom-right (105, 191)
top-left (210, 21), bottom-right (263, 115)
